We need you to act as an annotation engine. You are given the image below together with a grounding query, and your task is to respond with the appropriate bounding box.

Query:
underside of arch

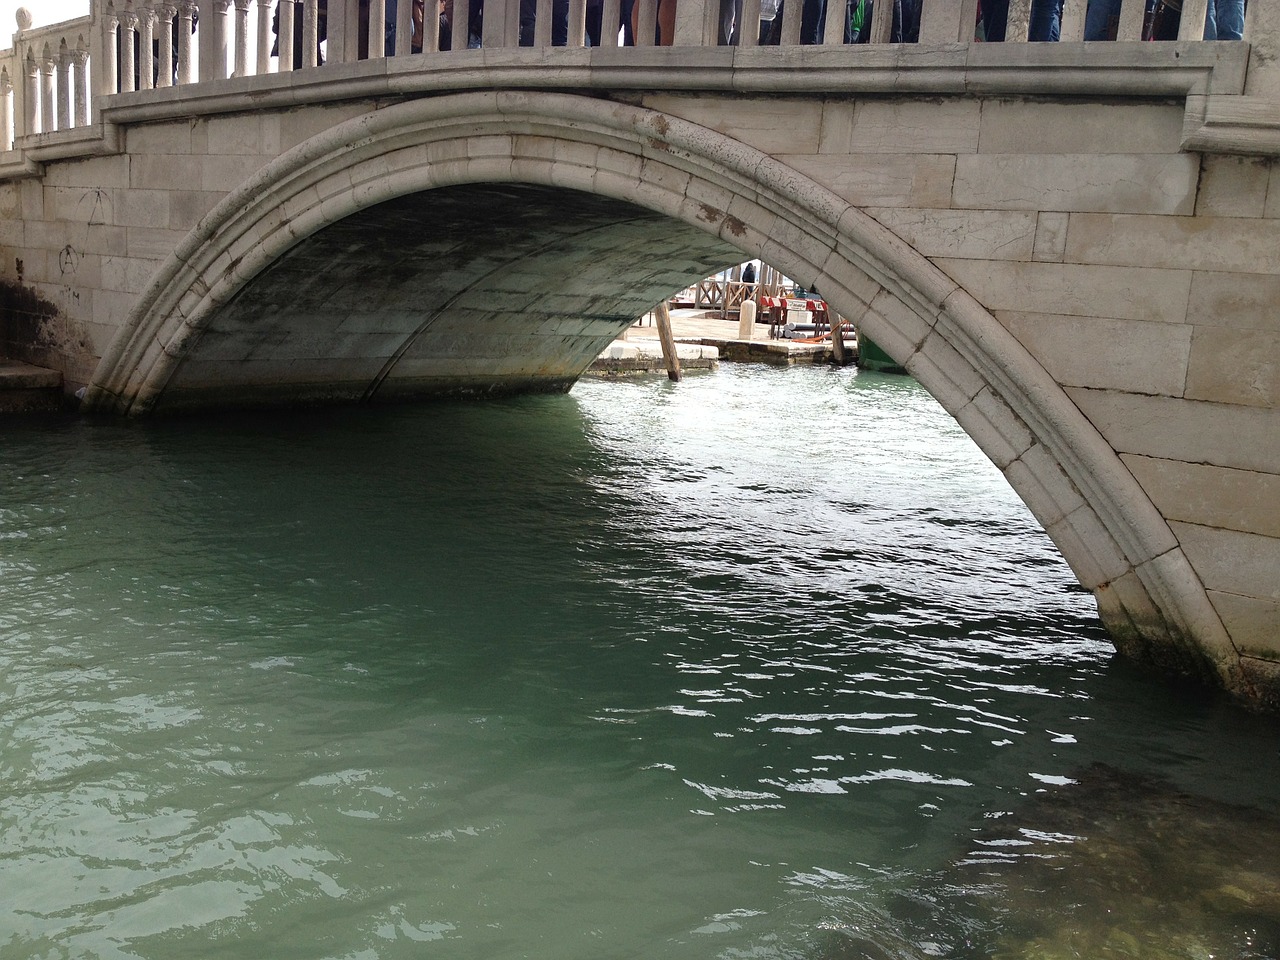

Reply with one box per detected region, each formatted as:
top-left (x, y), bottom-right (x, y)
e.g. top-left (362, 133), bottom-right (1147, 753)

top-left (148, 183), bottom-right (739, 410)
top-left (83, 89), bottom-right (1245, 699)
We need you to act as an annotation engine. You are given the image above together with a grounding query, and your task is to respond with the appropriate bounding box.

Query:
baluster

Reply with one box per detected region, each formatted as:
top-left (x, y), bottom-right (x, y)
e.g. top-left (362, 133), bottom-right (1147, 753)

top-left (400, 0), bottom-right (419, 54)
top-left (918, 0), bottom-right (978, 42)
top-left (213, 0), bottom-right (231, 78)
top-left (156, 4), bottom-right (174, 85)
top-left (120, 7), bottom-right (138, 91)
top-left (451, 0), bottom-right (469, 50)
top-left (777, 0), bottom-right (801, 45)
top-left (567, 0), bottom-right (585, 46)
top-left (100, 5), bottom-right (120, 95)
top-left (256, 0), bottom-right (272, 70)
top-left (867, 0), bottom-right (892, 42)
top-left (481, 0), bottom-right (506, 46)
top-left (529, 0), bottom-right (550, 45)
top-left (73, 41), bottom-right (90, 123)
top-left (233, 0), bottom-right (250, 73)
top-left (506, 0), bottom-right (522, 47)
top-left (39, 44), bottom-right (55, 132)
top-left (302, 0), bottom-right (319, 66)
top-left (671, 0), bottom-right (711, 44)
top-left (1060, 0), bottom-right (1085, 40)
top-left (1179, 0), bottom-right (1208, 40)
top-left (599, 0), bottom-right (620, 46)
top-left (23, 49), bottom-right (39, 136)
top-left (395, 0), bottom-right (412, 53)
top-left (1, 68), bottom-right (13, 150)
top-left (278, 0), bottom-right (295, 68)
top-left (822, 0), bottom-right (845, 45)
top-left (177, 0), bottom-right (196, 82)
top-left (328, 0), bottom-right (359, 61)
top-left (369, 0), bottom-right (386, 55)
top-left (535, 0), bottom-right (552, 46)
top-left (57, 40), bottom-right (72, 128)
top-left (738, 0), bottom-right (761, 46)
top-left (1005, 0), bottom-right (1031, 40)
top-left (634, 0), bottom-right (657, 44)
top-left (139, 5), bottom-right (156, 89)
top-left (1116, 0), bottom-right (1143, 40)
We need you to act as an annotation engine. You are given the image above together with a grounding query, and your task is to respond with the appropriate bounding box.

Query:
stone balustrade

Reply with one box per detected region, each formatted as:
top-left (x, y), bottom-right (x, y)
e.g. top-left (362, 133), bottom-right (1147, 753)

top-left (0, 0), bottom-right (1267, 161)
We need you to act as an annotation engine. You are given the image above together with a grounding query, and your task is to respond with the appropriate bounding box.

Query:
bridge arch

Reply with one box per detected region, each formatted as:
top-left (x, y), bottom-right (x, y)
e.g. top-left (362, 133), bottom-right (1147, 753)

top-left (83, 90), bottom-right (1240, 692)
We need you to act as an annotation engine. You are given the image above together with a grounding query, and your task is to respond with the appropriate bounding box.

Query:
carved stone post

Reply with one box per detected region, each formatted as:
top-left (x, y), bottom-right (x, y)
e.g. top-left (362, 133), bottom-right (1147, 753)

top-left (39, 44), bottom-right (55, 132)
top-left (278, 0), bottom-right (296, 69)
top-left (120, 7), bottom-right (138, 92)
top-left (256, 0), bottom-right (272, 73)
top-left (23, 49), bottom-right (39, 136)
top-left (178, 0), bottom-right (196, 83)
top-left (138, 5), bottom-right (156, 89)
top-left (302, 0), bottom-right (319, 66)
top-left (56, 40), bottom-right (72, 129)
top-left (918, 0), bottom-right (978, 42)
top-left (233, 0), bottom-right (251, 75)
top-left (99, 7), bottom-right (119, 95)
top-left (199, 0), bottom-right (230, 80)
top-left (0, 69), bottom-right (13, 150)
top-left (369, 0), bottom-right (386, 56)
top-left (72, 43), bottom-right (90, 124)
top-left (156, 3), bottom-right (175, 86)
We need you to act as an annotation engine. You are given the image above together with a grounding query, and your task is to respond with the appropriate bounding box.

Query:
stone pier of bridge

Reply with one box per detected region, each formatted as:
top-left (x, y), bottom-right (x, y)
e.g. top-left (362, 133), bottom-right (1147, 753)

top-left (0, 0), bottom-right (1278, 710)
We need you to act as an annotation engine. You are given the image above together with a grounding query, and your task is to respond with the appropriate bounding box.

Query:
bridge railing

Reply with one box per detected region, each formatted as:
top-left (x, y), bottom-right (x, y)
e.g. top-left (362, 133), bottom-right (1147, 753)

top-left (0, 0), bottom-right (1248, 159)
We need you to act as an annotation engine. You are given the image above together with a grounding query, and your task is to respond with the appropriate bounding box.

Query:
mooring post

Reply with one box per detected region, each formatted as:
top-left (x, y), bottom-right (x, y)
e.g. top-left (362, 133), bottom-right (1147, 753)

top-left (654, 301), bottom-right (682, 382)
top-left (830, 313), bottom-right (847, 365)
top-left (738, 298), bottom-right (756, 341)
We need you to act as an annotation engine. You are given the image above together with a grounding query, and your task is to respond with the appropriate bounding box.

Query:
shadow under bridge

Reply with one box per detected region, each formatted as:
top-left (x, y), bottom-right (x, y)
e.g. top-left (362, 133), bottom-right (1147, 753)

top-left (161, 183), bottom-right (740, 412)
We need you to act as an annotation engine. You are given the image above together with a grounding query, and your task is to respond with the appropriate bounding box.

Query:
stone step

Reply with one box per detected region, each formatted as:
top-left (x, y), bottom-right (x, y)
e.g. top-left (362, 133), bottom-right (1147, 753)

top-left (0, 359), bottom-right (66, 413)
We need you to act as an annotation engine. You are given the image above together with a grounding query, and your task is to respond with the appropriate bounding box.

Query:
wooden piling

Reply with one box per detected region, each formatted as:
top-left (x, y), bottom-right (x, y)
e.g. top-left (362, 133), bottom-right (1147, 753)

top-left (654, 300), bottom-right (683, 382)
top-left (831, 313), bottom-right (847, 365)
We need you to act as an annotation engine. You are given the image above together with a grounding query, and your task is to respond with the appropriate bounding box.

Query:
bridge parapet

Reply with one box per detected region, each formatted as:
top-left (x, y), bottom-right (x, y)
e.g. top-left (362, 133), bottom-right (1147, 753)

top-left (1, 0), bottom-right (1277, 178)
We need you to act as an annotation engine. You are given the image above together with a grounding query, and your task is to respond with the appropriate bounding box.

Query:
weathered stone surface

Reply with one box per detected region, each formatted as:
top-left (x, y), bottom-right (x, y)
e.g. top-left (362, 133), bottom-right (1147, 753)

top-left (953, 154), bottom-right (1198, 215)
top-left (935, 258), bottom-right (1192, 322)
top-left (1171, 520), bottom-right (1280, 605)
top-left (977, 99), bottom-right (1185, 155)
top-left (996, 310), bottom-right (1192, 396)
top-left (1123, 454), bottom-right (1280, 539)
top-left (1065, 212), bottom-right (1280, 274)
top-left (1187, 270), bottom-right (1280, 330)
top-left (1208, 590), bottom-right (1280, 661)
top-left (868, 207), bottom-right (1036, 260)
top-left (1068, 387), bottom-right (1280, 475)
top-left (1195, 154), bottom-right (1272, 217)
top-left (1186, 325), bottom-right (1280, 407)
top-left (781, 153), bottom-right (957, 208)
top-left (1032, 211), bottom-right (1069, 262)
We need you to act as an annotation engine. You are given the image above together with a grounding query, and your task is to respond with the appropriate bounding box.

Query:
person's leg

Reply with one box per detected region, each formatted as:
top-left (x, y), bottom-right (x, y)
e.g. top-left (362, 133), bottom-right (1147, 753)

top-left (719, 0), bottom-right (740, 43)
top-left (983, 0), bottom-right (1008, 40)
top-left (801, 0), bottom-right (824, 43)
top-left (553, 0), bottom-right (568, 44)
top-left (519, 0), bottom-right (534, 43)
top-left (1210, 0), bottom-right (1244, 40)
top-left (1084, 0), bottom-right (1121, 39)
top-left (1028, 0), bottom-right (1059, 39)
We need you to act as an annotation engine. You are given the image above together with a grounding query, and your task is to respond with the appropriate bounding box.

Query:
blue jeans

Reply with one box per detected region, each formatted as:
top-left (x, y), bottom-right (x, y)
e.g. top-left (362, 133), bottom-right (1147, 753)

top-left (1204, 0), bottom-right (1245, 40)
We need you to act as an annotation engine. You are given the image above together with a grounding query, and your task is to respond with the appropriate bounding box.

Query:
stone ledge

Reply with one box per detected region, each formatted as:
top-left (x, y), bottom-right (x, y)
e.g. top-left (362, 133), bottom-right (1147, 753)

top-left (1182, 94), bottom-right (1280, 156)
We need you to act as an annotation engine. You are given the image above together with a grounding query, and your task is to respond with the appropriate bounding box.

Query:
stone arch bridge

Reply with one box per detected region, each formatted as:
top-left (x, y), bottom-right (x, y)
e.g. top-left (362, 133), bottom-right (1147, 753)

top-left (1, 0), bottom-right (1278, 708)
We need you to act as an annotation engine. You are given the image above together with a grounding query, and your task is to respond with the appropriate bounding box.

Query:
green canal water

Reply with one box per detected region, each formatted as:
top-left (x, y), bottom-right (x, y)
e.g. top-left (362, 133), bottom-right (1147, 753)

top-left (2, 365), bottom-right (1279, 960)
